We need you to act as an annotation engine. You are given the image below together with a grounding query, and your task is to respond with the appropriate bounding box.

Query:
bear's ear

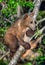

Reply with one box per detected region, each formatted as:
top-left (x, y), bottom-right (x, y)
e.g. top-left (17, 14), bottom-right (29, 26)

top-left (23, 13), bottom-right (28, 20)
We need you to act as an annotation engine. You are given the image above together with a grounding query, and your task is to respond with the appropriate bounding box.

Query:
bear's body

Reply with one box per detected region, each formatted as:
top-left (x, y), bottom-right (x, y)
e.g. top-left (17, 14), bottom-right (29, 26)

top-left (4, 13), bottom-right (36, 59)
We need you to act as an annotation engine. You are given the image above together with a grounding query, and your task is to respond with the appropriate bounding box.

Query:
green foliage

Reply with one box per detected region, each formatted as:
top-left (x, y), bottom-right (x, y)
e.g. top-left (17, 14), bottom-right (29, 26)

top-left (0, 27), bottom-right (8, 37)
top-left (19, 1), bottom-right (34, 7)
top-left (0, 60), bottom-right (7, 65)
top-left (1, 0), bottom-right (34, 18)
top-left (36, 55), bottom-right (45, 65)
top-left (35, 29), bottom-right (42, 39)
top-left (37, 11), bottom-right (45, 20)
top-left (24, 62), bottom-right (32, 65)
top-left (0, 42), bottom-right (6, 51)
top-left (39, 11), bottom-right (45, 18)
top-left (0, 60), bottom-right (9, 65)
top-left (42, 36), bottom-right (45, 44)
top-left (0, 0), bottom-right (2, 2)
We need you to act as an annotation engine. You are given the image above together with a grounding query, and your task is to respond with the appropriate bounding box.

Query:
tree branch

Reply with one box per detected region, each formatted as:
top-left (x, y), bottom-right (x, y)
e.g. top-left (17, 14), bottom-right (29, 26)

top-left (33, 0), bottom-right (42, 21)
top-left (8, 46), bottom-right (24, 65)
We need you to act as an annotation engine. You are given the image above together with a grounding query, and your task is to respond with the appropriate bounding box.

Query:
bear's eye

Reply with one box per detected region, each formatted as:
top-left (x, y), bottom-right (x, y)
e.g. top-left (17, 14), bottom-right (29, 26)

top-left (30, 21), bottom-right (33, 24)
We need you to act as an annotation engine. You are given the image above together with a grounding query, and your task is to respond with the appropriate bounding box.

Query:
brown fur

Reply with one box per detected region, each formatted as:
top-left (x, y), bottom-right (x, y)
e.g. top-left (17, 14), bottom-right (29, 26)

top-left (4, 13), bottom-right (36, 59)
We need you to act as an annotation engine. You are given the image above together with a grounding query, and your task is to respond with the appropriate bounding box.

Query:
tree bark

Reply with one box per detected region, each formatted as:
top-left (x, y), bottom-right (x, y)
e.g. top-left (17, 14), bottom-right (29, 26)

top-left (8, 46), bottom-right (24, 65)
top-left (33, 0), bottom-right (42, 21)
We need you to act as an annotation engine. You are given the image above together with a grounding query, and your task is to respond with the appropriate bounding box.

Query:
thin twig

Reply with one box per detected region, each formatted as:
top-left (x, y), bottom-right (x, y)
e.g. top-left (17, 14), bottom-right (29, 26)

top-left (4, 17), bottom-right (12, 24)
top-left (36, 18), bottom-right (45, 26)
top-left (0, 51), bottom-right (10, 60)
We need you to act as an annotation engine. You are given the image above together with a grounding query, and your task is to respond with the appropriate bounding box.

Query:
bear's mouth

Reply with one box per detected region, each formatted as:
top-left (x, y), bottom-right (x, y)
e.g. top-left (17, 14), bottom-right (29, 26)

top-left (26, 28), bottom-right (35, 37)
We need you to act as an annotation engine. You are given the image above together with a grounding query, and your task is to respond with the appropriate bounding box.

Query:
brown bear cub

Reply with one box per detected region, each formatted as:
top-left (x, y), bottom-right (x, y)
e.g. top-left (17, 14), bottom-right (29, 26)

top-left (4, 13), bottom-right (36, 59)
